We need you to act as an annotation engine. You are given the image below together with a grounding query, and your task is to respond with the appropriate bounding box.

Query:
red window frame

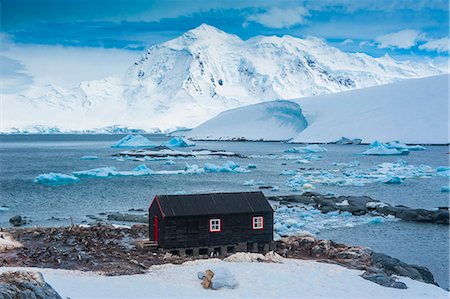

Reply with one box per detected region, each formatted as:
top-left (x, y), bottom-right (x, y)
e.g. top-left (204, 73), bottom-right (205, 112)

top-left (209, 218), bottom-right (222, 232)
top-left (252, 216), bottom-right (264, 230)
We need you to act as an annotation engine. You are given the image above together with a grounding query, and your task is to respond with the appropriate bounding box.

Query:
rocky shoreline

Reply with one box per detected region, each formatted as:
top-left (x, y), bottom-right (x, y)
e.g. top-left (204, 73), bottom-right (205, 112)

top-left (0, 224), bottom-right (439, 293)
top-left (268, 192), bottom-right (449, 225)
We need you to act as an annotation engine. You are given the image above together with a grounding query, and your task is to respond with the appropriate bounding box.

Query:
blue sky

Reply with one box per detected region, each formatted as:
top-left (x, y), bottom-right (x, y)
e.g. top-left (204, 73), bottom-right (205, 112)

top-left (1, 0), bottom-right (448, 91)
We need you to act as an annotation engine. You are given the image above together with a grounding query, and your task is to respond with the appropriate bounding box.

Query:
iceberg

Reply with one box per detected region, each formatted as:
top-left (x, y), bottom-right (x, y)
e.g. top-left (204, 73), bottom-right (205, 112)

top-left (164, 137), bottom-right (195, 147)
top-left (381, 176), bottom-right (403, 184)
top-left (80, 155), bottom-right (99, 160)
top-left (285, 145), bottom-right (327, 154)
top-left (204, 161), bottom-right (249, 173)
top-left (385, 140), bottom-right (426, 151)
top-left (111, 134), bottom-right (156, 148)
top-left (362, 143), bottom-right (409, 156)
top-left (34, 172), bottom-right (80, 185)
top-left (72, 164), bottom-right (153, 178)
top-left (441, 186), bottom-right (450, 192)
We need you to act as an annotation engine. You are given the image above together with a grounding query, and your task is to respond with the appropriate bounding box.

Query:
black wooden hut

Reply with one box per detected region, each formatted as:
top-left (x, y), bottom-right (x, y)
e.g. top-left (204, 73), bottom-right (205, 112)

top-left (148, 191), bottom-right (274, 254)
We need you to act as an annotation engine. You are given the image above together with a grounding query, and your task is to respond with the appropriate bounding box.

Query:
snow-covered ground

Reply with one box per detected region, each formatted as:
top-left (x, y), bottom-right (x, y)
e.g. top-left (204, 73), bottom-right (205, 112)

top-left (2, 258), bottom-right (447, 299)
top-left (1, 24), bottom-right (445, 133)
top-left (188, 74), bottom-right (449, 144)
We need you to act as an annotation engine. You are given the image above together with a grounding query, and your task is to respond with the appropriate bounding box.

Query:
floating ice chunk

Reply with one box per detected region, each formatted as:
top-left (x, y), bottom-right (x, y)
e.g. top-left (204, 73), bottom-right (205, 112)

top-left (441, 186), bottom-right (450, 192)
top-left (295, 159), bottom-right (310, 164)
top-left (436, 166), bottom-right (450, 172)
top-left (204, 161), bottom-right (249, 173)
top-left (164, 137), bottom-right (195, 147)
top-left (164, 160), bottom-right (176, 165)
top-left (243, 179), bottom-right (256, 186)
top-left (247, 164), bottom-right (257, 169)
top-left (285, 145), bottom-right (327, 154)
top-left (34, 172), bottom-right (80, 185)
top-left (280, 170), bottom-right (297, 176)
top-left (302, 183), bottom-right (314, 190)
top-left (362, 145), bottom-right (409, 156)
top-left (386, 140), bottom-right (425, 151)
top-left (80, 155), bottom-right (99, 160)
top-left (184, 163), bottom-right (204, 174)
top-left (367, 217), bottom-right (384, 224)
top-left (174, 190), bottom-right (187, 195)
top-left (336, 200), bottom-right (349, 206)
top-left (271, 186), bottom-right (280, 192)
top-left (73, 167), bottom-right (119, 178)
top-left (111, 134), bottom-right (156, 148)
top-left (332, 160), bottom-right (360, 167)
top-left (381, 176), bottom-right (403, 184)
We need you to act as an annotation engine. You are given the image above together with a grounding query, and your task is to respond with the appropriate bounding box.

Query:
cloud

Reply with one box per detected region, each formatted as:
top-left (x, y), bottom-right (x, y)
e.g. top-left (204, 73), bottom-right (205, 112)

top-left (375, 29), bottom-right (423, 49)
top-left (419, 37), bottom-right (450, 53)
top-left (0, 56), bottom-right (34, 93)
top-left (245, 6), bottom-right (310, 29)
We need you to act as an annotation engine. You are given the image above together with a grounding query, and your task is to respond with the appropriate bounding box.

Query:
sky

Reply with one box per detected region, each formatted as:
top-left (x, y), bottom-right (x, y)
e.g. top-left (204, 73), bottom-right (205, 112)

top-left (1, 0), bottom-right (449, 92)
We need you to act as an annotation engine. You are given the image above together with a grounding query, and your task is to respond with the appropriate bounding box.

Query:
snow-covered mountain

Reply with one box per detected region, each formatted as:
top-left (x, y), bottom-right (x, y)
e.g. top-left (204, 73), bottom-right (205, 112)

top-left (187, 74), bottom-right (450, 144)
top-left (2, 24), bottom-right (445, 133)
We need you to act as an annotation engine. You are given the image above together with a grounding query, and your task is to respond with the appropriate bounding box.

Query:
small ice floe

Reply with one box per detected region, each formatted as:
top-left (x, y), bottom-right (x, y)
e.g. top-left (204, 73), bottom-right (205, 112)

top-left (174, 190), bottom-right (187, 195)
top-left (164, 137), bottom-right (195, 147)
top-left (280, 170), bottom-right (297, 176)
top-left (33, 172), bottom-right (80, 185)
top-left (164, 160), bottom-right (176, 165)
top-left (247, 164), bottom-right (257, 169)
top-left (285, 145), bottom-right (328, 154)
top-left (271, 186), bottom-right (280, 192)
top-left (441, 186), bottom-right (450, 192)
top-left (381, 176), bottom-right (403, 184)
top-left (204, 161), bottom-right (249, 173)
top-left (111, 134), bottom-right (156, 148)
top-left (80, 155), bottom-right (99, 160)
top-left (332, 160), bottom-right (360, 167)
top-left (243, 180), bottom-right (255, 186)
top-left (0, 206), bottom-right (10, 212)
top-left (273, 204), bottom-right (397, 237)
top-left (436, 166), bottom-right (450, 177)
top-left (295, 159), bottom-right (310, 164)
top-left (184, 163), bottom-right (204, 174)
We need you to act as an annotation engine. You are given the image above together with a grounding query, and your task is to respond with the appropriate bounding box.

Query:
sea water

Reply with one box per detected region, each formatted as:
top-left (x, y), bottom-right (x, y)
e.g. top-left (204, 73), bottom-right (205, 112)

top-left (0, 134), bottom-right (448, 288)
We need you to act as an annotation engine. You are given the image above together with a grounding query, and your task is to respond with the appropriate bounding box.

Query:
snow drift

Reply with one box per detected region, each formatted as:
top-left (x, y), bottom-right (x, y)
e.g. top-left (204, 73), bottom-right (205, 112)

top-left (1, 24), bottom-right (444, 133)
top-left (188, 74), bottom-right (449, 144)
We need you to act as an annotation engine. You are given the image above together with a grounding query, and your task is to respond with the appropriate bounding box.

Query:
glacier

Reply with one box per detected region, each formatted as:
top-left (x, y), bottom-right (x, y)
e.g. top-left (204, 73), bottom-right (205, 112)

top-left (188, 74), bottom-right (449, 144)
top-left (2, 24), bottom-right (445, 133)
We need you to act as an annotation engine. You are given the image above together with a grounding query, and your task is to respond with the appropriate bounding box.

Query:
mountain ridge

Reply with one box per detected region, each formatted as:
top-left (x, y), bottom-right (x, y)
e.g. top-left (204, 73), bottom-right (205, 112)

top-left (2, 24), bottom-right (445, 133)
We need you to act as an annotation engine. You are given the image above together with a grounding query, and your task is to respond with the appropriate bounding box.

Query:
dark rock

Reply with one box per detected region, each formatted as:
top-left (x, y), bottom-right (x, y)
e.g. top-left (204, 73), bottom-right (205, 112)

top-left (372, 252), bottom-right (437, 285)
top-left (107, 212), bottom-right (147, 223)
top-left (433, 210), bottom-right (449, 224)
top-left (361, 268), bottom-right (408, 289)
top-left (0, 271), bottom-right (62, 299)
top-left (9, 215), bottom-right (26, 227)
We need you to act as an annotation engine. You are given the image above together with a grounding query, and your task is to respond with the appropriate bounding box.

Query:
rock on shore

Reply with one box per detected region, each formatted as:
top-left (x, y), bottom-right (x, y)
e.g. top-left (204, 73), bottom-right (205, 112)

top-left (0, 271), bottom-right (62, 299)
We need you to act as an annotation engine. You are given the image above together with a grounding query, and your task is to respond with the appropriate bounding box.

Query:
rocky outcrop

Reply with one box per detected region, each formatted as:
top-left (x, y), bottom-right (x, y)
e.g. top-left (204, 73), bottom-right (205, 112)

top-left (0, 271), bottom-right (62, 299)
top-left (268, 193), bottom-right (449, 224)
top-left (276, 234), bottom-right (437, 289)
